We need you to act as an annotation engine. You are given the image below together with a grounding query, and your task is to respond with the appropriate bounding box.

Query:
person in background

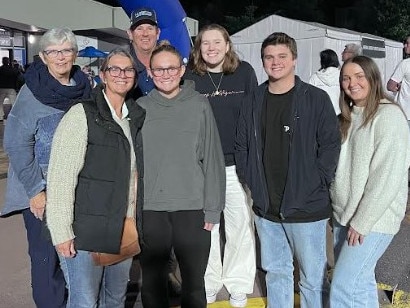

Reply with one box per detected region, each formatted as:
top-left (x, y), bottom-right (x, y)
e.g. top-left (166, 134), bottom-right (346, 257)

top-left (403, 34), bottom-right (410, 59)
top-left (341, 43), bottom-right (362, 62)
top-left (309, 49), bottom-right (341, 115)
top-left (46, 47), bottom-right (144, 308)
top-left (137, 41), bottom-right (225, 308)
top-left (184, 23), bottom-right (257, 307)
top-left (0, 56), bottom-right (20, 120)
top-left (235, 32), bottom-right (340, 308)
top-left (81, 64), bottom-right (92, 74)
top-left (93, 73), bottom-right (102, 85)
top-left (0, 27), bottom-right (91, 308)
top-left (12, 59), bottom-right (25, 75)
top-left (82, 65), bottom-right (96, 88)
top-left (12, 60), bottom-right (25, 93)
top-left (329, 55), bottom-right (410, 307)
top-left (127, 7), bottom-right (160, 98)
top-left (387, 56), bottom-right (410, 127)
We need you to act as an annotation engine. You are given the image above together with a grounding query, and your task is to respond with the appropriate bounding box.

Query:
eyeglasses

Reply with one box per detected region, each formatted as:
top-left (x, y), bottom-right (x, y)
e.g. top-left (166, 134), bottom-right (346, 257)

top-left (43, 48), bottom-right (75, 58)
top-left (150, 66), bottom-right (181, 77)
top-left (105, 66), bottom-right (136, 78)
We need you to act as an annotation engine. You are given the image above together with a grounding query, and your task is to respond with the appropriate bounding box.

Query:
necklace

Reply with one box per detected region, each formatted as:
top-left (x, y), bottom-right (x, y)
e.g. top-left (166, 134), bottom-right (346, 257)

top-left (207, 71), bottom-right (224, 95)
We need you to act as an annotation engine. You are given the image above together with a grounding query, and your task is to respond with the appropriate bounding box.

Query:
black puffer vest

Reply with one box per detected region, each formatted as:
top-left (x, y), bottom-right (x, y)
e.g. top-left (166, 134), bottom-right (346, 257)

top-left (73, 87), bottom-right (145, 254)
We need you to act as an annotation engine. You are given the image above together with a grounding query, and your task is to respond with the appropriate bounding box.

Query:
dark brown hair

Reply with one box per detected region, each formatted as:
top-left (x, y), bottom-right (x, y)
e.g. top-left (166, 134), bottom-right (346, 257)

top-left (261, 32), bottom-right (297, 60)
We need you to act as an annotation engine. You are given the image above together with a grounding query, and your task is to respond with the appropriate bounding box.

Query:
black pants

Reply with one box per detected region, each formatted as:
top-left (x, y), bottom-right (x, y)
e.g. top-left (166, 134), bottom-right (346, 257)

top-left (140, 210), bottom-right (211, 308)
top-left (22, 209), bottom-right (66, 308)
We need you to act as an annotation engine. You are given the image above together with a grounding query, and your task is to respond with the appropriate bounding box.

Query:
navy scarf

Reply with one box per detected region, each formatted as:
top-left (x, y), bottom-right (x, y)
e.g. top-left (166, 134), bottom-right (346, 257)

top-left (24, 59), bottom-right (92, 111)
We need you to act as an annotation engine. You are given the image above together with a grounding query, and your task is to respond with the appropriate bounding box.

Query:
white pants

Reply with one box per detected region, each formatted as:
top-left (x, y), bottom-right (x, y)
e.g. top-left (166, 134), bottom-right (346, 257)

top-left (205, 165), bottom-right (256, 294)
top-left (0, 88), bottom-right (16, 119)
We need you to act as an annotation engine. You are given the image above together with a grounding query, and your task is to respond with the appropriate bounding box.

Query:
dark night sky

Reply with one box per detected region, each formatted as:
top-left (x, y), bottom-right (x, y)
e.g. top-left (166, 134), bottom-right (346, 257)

top-left (95, 0), bottom-right (360, 12)
top-left (94, 0), bottom-right (377, 39)
top-left (94, 0), bottom-right (352, 23)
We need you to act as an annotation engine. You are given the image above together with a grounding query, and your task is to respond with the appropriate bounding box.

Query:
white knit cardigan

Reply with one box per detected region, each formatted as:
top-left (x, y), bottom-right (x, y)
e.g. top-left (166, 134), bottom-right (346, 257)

top-left (330, 101), bottom-right (410, 235)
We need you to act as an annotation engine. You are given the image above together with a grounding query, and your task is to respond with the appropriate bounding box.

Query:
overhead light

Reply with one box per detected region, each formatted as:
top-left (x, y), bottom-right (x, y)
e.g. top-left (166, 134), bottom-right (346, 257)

top-left (29, 25), bottom-right (41, 32)
top-left (28, 34), bottom-right (35, 44)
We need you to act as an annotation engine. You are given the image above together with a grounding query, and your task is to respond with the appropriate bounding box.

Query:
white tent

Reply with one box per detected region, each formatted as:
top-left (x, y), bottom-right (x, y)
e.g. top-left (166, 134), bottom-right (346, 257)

top-left (231, 14), bottom-right (403, 87)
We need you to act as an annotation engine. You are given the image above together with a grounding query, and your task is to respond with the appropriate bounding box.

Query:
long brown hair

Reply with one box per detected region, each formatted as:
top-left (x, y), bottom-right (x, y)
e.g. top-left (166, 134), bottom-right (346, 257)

top-left (339, 56), bottom-right (394, 141)
top-left (188, 24), bottom-right (240, 75)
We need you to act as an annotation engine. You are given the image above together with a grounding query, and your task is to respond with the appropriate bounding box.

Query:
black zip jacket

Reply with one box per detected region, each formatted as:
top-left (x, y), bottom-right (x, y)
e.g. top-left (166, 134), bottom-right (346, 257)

top-left (235, 76), bottom-right (340, 222)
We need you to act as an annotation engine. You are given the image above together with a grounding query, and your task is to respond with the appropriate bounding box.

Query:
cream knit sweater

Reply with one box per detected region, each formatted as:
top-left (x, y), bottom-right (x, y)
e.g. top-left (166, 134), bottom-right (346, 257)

top-left (330, 101), bottom-right (410, 235)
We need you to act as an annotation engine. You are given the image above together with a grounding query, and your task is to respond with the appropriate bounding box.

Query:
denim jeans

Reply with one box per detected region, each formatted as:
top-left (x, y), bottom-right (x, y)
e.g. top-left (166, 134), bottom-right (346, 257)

top-left (205, 166), bottom-right (256, 295)
top-left (59, 250), bottom-right (132, 308)
top-left (255, 216), bottom-right (329, 308)
top-left (330, 221), bottom-right (393, 308)
top-left (22, 209), bottom-right (66, 308)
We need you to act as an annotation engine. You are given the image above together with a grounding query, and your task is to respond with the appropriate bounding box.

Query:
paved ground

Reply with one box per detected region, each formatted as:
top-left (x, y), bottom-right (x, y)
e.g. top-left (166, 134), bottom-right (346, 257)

top-left (0, 121), bottom-right (409, 307)
top-left (376, 212), bottom-right (410, 307)
top-left (0, 121), bottom-right (259, 307)
top-left (377, 215), bottom-right (410, 292)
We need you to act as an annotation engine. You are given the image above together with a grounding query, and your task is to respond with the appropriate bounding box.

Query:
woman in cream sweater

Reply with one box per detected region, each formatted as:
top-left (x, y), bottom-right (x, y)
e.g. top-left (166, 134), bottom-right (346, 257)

top-left (329, 56), bottom-right (410, 307)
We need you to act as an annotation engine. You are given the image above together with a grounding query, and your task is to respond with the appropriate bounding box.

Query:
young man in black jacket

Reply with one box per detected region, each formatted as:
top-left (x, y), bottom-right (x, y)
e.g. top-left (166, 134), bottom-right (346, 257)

top-left (235, 32), bottom-right (340, 308)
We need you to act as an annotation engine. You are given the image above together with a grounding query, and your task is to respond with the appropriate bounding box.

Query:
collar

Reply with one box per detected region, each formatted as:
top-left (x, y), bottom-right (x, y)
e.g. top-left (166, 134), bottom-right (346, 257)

top-left (102, 89), bottom-right (129, 120)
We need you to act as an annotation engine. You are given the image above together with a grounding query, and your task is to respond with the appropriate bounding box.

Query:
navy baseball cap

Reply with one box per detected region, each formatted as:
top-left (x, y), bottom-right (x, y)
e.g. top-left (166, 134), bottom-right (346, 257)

top-left (130, 8), bottom-right (158, 29)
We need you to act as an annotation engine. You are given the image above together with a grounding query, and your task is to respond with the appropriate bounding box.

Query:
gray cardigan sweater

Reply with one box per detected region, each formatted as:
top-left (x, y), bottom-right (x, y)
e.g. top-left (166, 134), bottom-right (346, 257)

top-left (137, 80), bottom-right (226, 224)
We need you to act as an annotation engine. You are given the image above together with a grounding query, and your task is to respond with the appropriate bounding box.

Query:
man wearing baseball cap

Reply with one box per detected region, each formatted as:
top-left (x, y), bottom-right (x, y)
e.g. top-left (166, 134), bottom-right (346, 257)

top-left (127, 7), bottom-right (160, 98)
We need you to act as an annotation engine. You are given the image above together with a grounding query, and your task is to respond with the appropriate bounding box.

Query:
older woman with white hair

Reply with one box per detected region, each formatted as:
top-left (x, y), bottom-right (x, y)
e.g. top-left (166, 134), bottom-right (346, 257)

top-left (1, 28), bottom-right (91, 307)
top-left (341, 43), bottom-right (362, 62)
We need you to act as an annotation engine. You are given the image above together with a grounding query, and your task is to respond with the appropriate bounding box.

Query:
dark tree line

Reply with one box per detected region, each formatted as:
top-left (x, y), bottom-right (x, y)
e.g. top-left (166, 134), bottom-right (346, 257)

top-left (97, 0), bottom-right (410, 42)
top-left (180, 0), bottom-right (410, 42)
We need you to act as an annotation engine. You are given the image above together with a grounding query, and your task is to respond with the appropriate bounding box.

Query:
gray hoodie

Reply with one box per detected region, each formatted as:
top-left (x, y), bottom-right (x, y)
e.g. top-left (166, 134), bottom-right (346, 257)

top-left (309, 66), bottom-right (341, 115)
top-left (137, 80), bottom-right (226, 224)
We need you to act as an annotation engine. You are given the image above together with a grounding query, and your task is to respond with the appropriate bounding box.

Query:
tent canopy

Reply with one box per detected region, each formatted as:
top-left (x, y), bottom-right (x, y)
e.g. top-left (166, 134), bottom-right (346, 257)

top-left (231, 14), bottom-right (403, 87)
top-left (78, 46), bottom-right (107, 58)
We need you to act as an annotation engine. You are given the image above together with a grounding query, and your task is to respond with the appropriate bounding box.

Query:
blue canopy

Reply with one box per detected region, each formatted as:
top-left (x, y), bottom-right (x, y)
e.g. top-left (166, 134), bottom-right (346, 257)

top-left (118, 0), bottom-right (192, 62)
top-left (78, 46), bottom-right (107, 58)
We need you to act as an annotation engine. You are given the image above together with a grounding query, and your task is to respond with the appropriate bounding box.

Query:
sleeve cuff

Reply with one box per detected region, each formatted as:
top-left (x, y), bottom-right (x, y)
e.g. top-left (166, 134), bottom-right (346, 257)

top-left (204, 210), bottom-right (221, 224)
